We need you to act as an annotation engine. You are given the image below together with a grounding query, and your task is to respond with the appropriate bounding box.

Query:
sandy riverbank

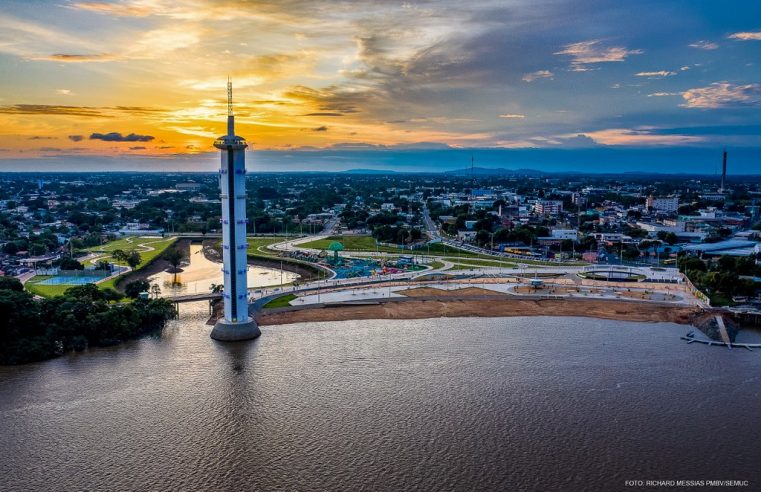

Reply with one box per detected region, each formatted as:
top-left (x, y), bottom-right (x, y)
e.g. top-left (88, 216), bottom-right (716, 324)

top-left (256, 296), bottom-right (700, 326)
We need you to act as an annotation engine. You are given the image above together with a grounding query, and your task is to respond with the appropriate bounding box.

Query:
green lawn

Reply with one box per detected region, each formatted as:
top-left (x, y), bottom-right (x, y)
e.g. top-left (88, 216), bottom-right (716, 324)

top-left (299, 235), bottom-right (486, 257)
top-left (85, 236), bottom-right (177, 269)
top-left (27, 236), bottom-right (179, 298)
top-left (24, 276), bottom-right (76, 297)
top-left (263, 293), bottom-right (297, 309)
top-left (443, 258), bottom-right (519, 269)
top-left (247, 236), bottom-right (288, 256)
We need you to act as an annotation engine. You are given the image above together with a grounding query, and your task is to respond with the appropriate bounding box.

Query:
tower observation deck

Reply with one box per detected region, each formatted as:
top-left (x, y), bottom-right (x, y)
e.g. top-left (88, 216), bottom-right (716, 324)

top-left (210, 80), bottom-right (261, 342)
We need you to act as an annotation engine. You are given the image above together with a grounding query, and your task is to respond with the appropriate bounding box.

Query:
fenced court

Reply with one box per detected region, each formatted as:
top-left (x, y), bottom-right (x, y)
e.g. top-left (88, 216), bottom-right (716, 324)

top-left (36, 276), bottom-right (102, 286)
top-left (35, 268), bottom-right (121, 285)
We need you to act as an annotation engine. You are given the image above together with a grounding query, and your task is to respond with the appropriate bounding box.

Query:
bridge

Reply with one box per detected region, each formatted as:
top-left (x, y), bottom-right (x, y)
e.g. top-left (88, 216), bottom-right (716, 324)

top-left (165, 292), bottom-right (222, 303)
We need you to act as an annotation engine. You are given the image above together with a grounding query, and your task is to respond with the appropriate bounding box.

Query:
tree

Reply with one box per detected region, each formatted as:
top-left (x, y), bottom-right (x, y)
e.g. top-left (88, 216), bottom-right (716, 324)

top-left (150, 283), bottom-right (162, 299)
top-left (111, 249), bottom-right (127, 262)
top-left (59, 258), bottom-right (84, 271)
top-left (0, 276), bottom-right (23, 292)
top-left (125, 250), bottom-right (141, 269)
top-left (101, 288), bottom-right (124, 302)
top-left (164, 247), bottom-right (184, 284)
top-left (124, 280), bottom-right (151, 299)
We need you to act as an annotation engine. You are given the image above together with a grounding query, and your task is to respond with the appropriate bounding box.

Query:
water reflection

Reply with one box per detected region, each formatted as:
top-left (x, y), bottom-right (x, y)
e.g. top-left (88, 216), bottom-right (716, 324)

top-left (147, 244), bottom-right (298, 297)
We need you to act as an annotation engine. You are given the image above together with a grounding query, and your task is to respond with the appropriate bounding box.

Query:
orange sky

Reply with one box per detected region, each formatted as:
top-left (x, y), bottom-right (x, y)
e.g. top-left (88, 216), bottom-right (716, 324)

top-left (0, 0), bottom-right (759, 163)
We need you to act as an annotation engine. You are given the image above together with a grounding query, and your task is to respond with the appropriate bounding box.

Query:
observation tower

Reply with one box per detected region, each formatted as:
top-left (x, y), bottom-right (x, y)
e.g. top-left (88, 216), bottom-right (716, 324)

top-left (210, 80), bottom-right (260, 341)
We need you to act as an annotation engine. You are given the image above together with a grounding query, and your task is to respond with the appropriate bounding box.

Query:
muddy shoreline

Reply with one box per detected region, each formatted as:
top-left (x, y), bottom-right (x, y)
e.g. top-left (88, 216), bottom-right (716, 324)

top-left (256, 296), bottom-right (701, 327)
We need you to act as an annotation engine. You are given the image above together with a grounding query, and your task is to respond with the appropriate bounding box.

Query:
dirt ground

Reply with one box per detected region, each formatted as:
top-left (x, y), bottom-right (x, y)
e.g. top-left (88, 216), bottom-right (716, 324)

top-left (257, 297), bottom-right (699, 326)
top-left (398, 286), bottom-right (505, 297)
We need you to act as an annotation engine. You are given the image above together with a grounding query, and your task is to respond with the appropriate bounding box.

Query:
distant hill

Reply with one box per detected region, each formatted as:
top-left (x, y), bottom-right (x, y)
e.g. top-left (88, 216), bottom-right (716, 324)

top-left (445, 167), bottom-right (546, 176)
top-left (343, 168), bottom-right (397, 174)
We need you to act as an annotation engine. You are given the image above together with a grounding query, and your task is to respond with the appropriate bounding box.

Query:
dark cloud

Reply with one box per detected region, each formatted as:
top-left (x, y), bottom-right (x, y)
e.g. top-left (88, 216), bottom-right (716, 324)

top-left (68, 135), bottom-right (84, 142)
top-left (45, 53), bottom-right (115, 62)
top-left (0, 104), bottom-right (105, 117)
top-left (312, 126), bottom-right (328, 132)
top-left (28, 136), bottom-right (57, 140)
top-left (0, 104), bottom-right (165, 118)
top-left (303, 112), bottom-right (344, 117)
top-left (129, 146), bottom-right (147, 150)
top-left (90, 132), bottom-right (155, 142)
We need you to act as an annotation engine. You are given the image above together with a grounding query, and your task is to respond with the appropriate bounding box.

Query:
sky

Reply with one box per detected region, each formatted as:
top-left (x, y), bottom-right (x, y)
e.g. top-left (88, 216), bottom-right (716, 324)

top-left (0, 0), bottom-right (760, 173)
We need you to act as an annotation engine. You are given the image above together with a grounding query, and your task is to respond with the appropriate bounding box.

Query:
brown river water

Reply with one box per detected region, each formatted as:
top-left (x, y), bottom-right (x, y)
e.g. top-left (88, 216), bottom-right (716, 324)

top-left (1, 304), bottom-right (761, 491)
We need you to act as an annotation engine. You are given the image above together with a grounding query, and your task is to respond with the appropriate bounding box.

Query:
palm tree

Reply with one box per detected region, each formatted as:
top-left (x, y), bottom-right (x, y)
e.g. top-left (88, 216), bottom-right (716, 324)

top-left (165, 247), bottom-right (184, 285)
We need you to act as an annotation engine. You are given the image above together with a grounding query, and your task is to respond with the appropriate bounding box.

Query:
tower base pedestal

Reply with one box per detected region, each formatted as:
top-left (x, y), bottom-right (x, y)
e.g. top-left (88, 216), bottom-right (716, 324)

top-left (210, 317), bottom-right (261, 342)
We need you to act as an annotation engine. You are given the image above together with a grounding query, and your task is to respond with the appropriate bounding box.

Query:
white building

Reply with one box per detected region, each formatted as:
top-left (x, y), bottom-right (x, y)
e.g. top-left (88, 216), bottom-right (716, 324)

top-left (551, 229), bottom-right (578, 240)
top-left (646, 195), bottom-right (679, 213)
top-left (534, 200), bottom-right (563, 215)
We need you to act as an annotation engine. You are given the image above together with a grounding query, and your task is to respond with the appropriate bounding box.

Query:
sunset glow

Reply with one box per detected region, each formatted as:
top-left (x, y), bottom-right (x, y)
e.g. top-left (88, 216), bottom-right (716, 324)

top-left (0, 0), bottom-right (759, 170)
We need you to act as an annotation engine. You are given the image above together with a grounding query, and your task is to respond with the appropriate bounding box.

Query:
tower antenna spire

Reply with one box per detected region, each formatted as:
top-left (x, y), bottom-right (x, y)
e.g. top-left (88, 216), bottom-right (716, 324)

top-left (226, 77), bottom-right (234, 136)
top-left (227, 76), bottom-right (233, 117)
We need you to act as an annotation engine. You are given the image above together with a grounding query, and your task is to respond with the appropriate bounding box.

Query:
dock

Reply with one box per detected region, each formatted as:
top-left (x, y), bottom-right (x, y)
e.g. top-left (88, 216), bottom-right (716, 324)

top-left (680, 336), bottom-right (761, 351)
top-left (715, 315), bottom-right (731, 349)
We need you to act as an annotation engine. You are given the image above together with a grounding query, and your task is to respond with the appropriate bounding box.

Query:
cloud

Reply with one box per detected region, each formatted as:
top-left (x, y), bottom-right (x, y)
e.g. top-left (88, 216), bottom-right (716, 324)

top-left (681, 82), bottom-right (761, 108)
top-left (648, 92), bottom-right (680, 97)
top-left (129, 146), bottom-right (146, 150)
top-left (522, 70), bottom-right (553, 82)
top-left (555, 40), bottom-right (642, 69)
top-left (498, 114), bottom-right (525, 119)
top-left (69, 2), bottom-right (155, 17)
top-left (689, 40), bottom-right (719, 50)
top-left (728, 31), bottom-right (761, 41)
top-left (56, 89), bottom-right (73, 95)
top-left (44, 53), bottom-right (115, 62)
top-left (90, 132), bottom-right (155, 142)
top-left (303, 112), bottom-right (344, 117)
top-left (68, 135), bottom-right (84, 142)
top-left (0, 104), bottom-right (104, 117)
top-left (28, 136), bottom-right (56, 140)
top-left (312, 126), bottom-right (328, 132)
top-left (635, 70), bottom-right (676, 78)
top-left (574, 128), bottom-right (704, 146)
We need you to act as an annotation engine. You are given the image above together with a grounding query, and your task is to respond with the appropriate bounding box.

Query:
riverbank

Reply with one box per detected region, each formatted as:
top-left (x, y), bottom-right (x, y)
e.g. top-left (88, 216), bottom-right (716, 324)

top-left (202, 239), bottom-right (325, 282)
top-left (257, 296), bottom-right (700, 326)
top-left (111, 239), bottom-right (188, 292)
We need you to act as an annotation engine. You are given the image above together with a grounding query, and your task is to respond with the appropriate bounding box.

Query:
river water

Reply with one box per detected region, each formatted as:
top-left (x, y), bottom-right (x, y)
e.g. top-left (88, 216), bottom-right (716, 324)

top-left (2, 305), bottom-right (761, 491)
top-left (147, 244), bottom-right (298, 297)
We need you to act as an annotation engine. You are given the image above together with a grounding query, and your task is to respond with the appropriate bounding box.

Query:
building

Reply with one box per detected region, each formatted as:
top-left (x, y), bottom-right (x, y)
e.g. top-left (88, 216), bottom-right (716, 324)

top-left (646, 195), bottom-right (679, 214)
top-left (176, 182), bottom-right (202, 191)
top-left (571, 193), bottom-right (588, 208)
top-left (551, 229), bottom-right (578, 240)
top-left (210, 81), bottom-right (260, 342)
top-left (534, 200), bottom-right (563, 215)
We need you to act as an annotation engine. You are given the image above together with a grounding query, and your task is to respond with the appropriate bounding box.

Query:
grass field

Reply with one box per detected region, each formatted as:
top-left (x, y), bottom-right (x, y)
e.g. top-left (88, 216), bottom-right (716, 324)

top-left (444, 258), bottom-right (519, 269)
top-left (27, 237), bottom-right (178, 298)
top-left (299, 235), bottom-right (487, 257)
top-left (85, 236), bottom-right (177, 268)
top-left (263, 293), bottom-right (297, 309)
top-left (247, 236), bottom-right (287, 256)
top-left (24, 276), bottom-right (75, 297)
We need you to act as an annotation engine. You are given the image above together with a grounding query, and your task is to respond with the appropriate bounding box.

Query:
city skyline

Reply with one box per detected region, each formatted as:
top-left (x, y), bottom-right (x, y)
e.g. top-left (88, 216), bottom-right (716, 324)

top-left (0, 0), bottom-right (760, 171)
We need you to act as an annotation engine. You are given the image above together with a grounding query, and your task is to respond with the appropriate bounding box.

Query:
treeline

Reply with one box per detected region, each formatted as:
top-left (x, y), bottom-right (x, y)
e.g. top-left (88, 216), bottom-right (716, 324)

top-left (679, 255), bottom-right (760, 305)
top-left (0, 278), bottom-right (177, 365)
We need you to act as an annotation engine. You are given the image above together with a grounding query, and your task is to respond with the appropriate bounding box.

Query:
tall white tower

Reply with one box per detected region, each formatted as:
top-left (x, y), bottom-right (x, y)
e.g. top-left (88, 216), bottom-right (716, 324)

top-left (210, 80), bottom-right (261, 342)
